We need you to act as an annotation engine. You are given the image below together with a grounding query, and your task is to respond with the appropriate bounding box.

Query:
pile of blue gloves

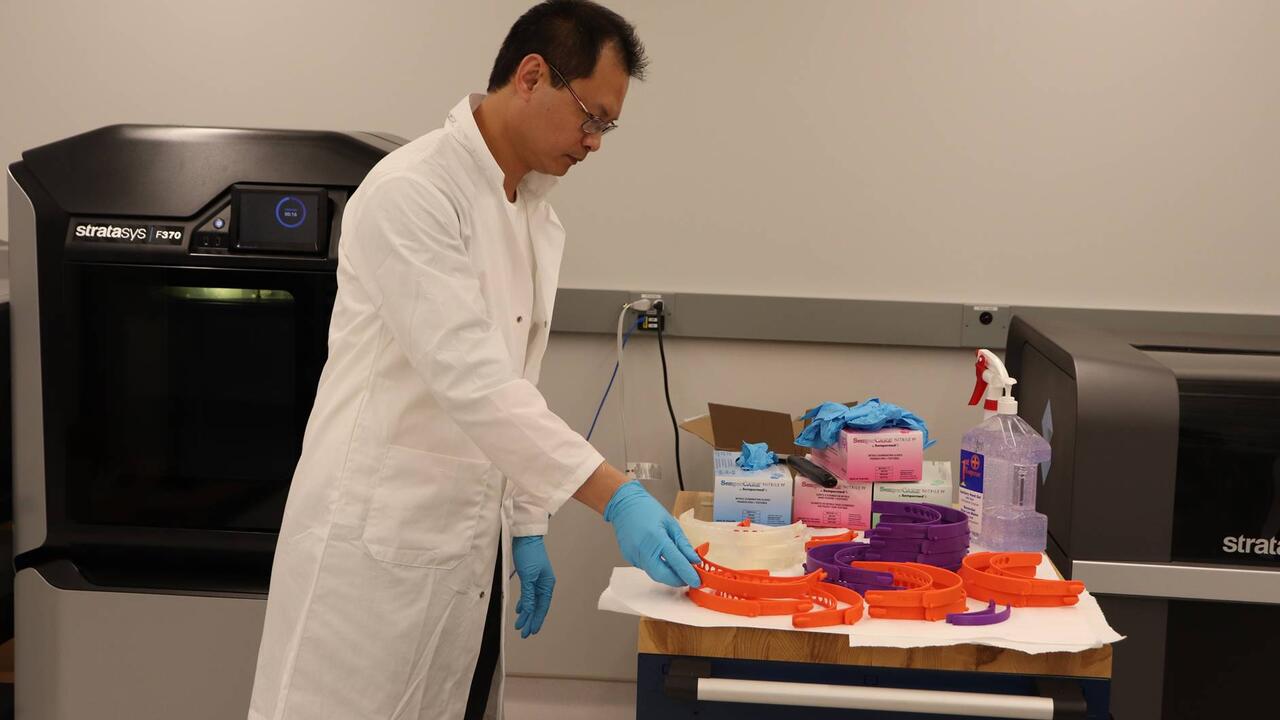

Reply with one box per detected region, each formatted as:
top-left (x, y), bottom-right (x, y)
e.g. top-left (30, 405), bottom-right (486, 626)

top-left (795, 398), bottom-right (936, 450)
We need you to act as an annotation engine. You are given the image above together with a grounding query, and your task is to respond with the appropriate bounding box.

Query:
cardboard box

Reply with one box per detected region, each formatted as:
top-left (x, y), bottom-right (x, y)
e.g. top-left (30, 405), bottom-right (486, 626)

top-left (681, 403), bottom-right (806, 527)
top-left (792, 473), bottom-right (874, 529)
top-left (711, 450), bottom-right (794, 525)
top-left (679, 403), bottom-right (806, 457)
top-left (810, 427), bottom-right (924, 483)
top-left (871, 461), bottom-right (954, 527)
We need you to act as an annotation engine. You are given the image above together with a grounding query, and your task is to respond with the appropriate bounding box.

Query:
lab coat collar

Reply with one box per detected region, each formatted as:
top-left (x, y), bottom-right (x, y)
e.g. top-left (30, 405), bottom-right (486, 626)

top-left (447, 94), bottom-right (559, 203)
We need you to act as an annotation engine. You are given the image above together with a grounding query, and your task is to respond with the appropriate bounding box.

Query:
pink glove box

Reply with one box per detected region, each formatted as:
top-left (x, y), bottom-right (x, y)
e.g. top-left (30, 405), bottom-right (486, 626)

top-left (809, 427), bottom-right (924, 483)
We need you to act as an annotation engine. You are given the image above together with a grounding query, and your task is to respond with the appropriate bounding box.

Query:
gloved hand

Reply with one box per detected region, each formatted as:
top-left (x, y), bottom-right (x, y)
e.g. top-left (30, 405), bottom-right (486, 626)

top-left (604, 481), bottom-right (702, 588)
top-left (512, 535), bottom-right (555, 638)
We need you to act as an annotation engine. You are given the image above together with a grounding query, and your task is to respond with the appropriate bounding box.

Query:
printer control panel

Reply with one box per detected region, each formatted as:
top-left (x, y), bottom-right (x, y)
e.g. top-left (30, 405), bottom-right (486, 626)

top-left (67, 184), bottom-right (344, 260)
top-left (191, 204), bottom-right (232, 251)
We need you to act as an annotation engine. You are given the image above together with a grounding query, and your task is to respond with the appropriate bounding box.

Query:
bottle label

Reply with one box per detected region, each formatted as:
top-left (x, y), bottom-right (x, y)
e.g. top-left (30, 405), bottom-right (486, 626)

top-left (959, 449), bottom-right (985, 536)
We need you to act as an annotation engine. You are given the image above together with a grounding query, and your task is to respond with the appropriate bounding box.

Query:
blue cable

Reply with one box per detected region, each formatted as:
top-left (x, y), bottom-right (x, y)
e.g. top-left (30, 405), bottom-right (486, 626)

top-left (587, 315), bottom-right (644, 441)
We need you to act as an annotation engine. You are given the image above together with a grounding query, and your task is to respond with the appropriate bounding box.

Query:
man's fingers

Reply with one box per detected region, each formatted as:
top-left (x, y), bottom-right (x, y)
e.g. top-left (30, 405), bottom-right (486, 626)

top-left (665, 548), bottom-right (702, 588)
top-left (649, 541), bottom-right (700, 588)
top-left (662, 515), bottom-right (702, 566)
top-left (671, 525), bottom-right (703, 565)
top-left (641, 558), bottom-right (684, 587)
top-left (515, 577), bottom-right (537, 634)
top-left (528, 577), bottom-right (554, 636)
top-left (529, 598), bottom-right (551, 635)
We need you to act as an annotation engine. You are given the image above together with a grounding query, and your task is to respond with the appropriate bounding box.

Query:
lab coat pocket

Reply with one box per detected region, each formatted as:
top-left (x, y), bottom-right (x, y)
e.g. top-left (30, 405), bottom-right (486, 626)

top-left (360, 444), bottom-right (489, 569)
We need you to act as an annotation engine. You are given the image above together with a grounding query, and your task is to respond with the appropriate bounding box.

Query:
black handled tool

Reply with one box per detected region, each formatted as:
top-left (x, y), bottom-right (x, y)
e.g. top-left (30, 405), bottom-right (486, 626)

top-left (785, 455), bottom-right (840, 488)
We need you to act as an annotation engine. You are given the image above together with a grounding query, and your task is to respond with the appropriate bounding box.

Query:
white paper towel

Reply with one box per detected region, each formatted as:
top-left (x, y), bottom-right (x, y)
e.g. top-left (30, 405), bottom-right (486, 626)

top-left (599, 558), bottom-right (1123, 655)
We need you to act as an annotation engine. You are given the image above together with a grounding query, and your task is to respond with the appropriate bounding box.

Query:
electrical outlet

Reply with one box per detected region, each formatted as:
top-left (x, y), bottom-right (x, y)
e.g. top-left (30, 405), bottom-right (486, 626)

top-left (630, 292), bottom-right (673, 332)
top-left (961, 304), bottom-right (1011, 348)
top-left (626, 462), bottom-right (663, 482)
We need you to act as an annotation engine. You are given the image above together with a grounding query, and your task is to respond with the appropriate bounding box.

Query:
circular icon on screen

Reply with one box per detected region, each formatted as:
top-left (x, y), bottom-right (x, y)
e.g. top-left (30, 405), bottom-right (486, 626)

top-left (275, 196), bottom-right (307, 229)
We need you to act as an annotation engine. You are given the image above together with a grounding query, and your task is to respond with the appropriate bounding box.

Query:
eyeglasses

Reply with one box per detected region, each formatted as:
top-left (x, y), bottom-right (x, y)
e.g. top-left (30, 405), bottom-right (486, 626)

top-left (546, 61), bottom-right (617, 136)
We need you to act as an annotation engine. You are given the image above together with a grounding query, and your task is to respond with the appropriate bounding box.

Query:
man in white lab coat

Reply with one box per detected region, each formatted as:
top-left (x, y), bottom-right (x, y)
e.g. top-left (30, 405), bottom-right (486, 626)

top-left (247, 2), bottom-right (702, 719)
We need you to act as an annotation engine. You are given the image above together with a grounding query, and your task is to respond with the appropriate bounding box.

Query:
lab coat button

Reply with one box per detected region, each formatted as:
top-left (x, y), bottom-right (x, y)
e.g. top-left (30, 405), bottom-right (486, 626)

top-left (516, 316), bottom-right (523, 323)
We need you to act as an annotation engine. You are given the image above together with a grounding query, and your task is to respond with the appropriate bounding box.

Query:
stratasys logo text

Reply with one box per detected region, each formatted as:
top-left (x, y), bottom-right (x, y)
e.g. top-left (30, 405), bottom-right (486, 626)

top-left (1222, 535), bottom-right (1280, 556)
top-left (74, 223), bottom-right (149, 242)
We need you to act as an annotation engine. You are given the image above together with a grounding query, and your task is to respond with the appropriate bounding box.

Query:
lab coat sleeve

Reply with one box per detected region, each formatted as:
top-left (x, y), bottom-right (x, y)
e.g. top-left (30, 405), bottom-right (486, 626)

top-left (511, 488), bottom-right (550, 537)
top-left (347, 173), bottom-right (605, 515)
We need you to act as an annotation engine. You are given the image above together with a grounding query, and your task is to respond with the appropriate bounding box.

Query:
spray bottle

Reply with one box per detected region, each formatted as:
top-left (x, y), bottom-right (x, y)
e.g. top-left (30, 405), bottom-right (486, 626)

top-left (969, 349), bottom-right (1016, 420)
top-left (960, 349), bottom-right (1051, 551)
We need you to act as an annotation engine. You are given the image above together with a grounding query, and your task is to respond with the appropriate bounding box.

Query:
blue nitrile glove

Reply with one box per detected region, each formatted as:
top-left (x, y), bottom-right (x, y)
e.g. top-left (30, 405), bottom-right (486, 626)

top-left (736, 441), bottom-right (778, 471)
top-left (796, 401), bottom-right (853, 449)
top-left (512, 535), bottom-right (555, 638)
top-left (796, 399), bottom-right (937, 449)
top-left (844, 398), bottom-right (937, 449)
top-left (604, 481), bottom-right (702, 588)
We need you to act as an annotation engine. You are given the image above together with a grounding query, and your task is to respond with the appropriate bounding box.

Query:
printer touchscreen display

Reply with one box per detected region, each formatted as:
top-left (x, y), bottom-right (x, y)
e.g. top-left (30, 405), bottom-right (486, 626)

top-left (233, 186), bottom-right (326, 254)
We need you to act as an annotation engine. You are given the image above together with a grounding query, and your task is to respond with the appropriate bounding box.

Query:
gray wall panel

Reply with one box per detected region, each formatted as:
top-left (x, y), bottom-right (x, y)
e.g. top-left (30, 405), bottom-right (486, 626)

top-left (554, 289), bottom-right (1279, 348)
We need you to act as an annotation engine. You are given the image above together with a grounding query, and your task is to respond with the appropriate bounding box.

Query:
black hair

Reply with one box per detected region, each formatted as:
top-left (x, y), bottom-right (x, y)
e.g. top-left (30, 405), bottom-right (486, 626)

top-left (487, 0), bottom-right (648, 92)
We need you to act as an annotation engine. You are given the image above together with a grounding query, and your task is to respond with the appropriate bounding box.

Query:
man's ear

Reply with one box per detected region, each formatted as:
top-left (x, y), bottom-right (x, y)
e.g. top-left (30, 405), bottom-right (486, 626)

top-left (512, 53), bottom-right (546, 100)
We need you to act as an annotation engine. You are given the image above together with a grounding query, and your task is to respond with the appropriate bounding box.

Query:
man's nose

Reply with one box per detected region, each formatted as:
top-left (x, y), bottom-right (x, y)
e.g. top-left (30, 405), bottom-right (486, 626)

top-left (583, 132), bottom-right (602, 153)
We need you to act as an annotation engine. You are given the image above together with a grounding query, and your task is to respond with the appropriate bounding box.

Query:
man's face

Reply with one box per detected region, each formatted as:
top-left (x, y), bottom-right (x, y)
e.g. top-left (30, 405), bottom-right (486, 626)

top-left (521, 48), bottom-right (629, 177)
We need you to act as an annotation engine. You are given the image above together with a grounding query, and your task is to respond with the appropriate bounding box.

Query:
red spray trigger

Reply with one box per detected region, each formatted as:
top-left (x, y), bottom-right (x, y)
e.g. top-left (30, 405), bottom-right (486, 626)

top-left (969, 352), bottom-right (989, 406)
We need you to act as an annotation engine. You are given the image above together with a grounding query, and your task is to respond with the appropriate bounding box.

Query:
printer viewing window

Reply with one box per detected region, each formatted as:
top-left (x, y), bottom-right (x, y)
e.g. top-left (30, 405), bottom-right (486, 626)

top-left (64, 264), bottom-right (335, 532)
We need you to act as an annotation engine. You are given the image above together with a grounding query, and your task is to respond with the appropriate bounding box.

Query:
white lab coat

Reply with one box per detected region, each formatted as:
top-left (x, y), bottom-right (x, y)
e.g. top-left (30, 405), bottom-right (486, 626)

top-left (247, 94), bottom-right (605, 720)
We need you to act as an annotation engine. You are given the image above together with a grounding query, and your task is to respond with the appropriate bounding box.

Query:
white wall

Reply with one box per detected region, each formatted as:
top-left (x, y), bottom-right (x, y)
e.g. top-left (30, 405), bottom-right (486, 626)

top-left (4, 0), bottom-right (1280, 681)
top-left (5, 0), bottom-right (1280, 313)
